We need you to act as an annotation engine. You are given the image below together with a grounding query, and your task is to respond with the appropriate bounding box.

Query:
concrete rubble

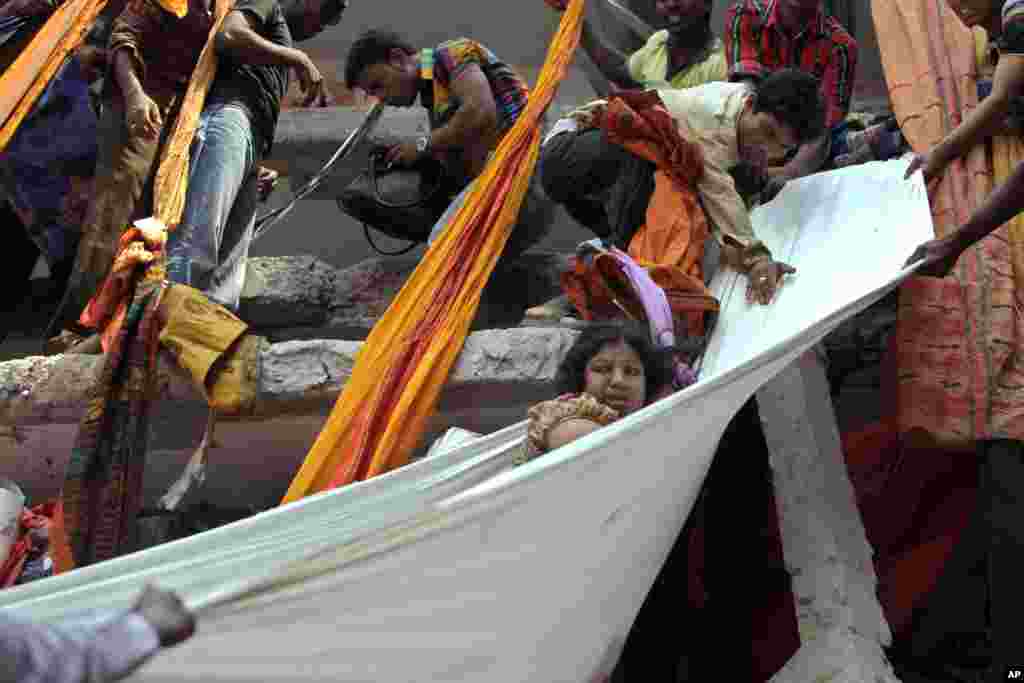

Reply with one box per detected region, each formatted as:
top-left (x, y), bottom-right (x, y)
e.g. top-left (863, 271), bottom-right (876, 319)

top-left (0, 327), bottom-right (578, 507)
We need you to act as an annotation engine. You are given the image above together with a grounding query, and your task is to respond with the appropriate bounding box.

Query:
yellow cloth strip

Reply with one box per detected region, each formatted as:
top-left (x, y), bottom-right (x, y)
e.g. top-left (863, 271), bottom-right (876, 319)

top-left (281, 0), bottom-right (585, 502)
top-left (0, 0), bottom-right (108, 153)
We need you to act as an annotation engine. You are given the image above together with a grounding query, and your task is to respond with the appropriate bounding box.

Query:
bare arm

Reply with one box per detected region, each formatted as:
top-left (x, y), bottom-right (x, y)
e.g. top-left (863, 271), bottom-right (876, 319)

top-left (215, 9), bottom-right (302, 67)
top-left (906, 158), bottom-right (1024, 276)
top-left (579, 17), bottom-right (641, 92)
top-left (113, 47), bottom-right (145, 102)
top-left (777, 134), bottom-right (830, 180)
top-left (932, 55), bottom-right (1024, 169)
top-left (951, 159), bottom-right (1024, 252)
top-left (216, 9), bottom-right (327, 106)
top-left (428, 63), bottom-right (500, 178)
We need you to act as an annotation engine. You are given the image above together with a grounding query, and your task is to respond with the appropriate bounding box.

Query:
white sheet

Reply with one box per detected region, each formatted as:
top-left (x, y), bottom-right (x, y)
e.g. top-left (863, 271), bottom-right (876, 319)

top-left (0, 161), bottom-right (932, 682)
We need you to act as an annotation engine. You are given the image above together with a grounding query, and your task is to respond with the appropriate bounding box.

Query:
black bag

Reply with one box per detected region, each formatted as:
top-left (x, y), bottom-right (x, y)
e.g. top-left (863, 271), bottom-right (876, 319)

top-left (338, 149), bottom-right (451, 249)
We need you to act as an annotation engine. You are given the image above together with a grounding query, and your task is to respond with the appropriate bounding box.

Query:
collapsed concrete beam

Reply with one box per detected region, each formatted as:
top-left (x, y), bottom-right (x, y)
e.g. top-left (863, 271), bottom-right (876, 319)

top-left (0, 328), bottom-right (579, 429)
top-left (0, 328), bottom-right (577, 507)
top-left (238, 252), bottom-right (571, 339)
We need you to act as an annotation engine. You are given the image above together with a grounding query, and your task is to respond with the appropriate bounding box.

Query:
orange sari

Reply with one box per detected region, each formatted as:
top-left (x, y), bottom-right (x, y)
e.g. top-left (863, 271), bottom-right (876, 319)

top-left (282, 0), bottom-right (586, 500)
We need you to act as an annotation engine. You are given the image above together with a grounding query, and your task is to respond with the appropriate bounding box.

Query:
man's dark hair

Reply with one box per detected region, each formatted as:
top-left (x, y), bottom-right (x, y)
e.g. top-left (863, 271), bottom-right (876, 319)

top-left (554, 322), bottom-right (676, 401)
top-left (344, 29), bottom-right (416, 89)
top-left (751, 68), bottom-right (827, 144)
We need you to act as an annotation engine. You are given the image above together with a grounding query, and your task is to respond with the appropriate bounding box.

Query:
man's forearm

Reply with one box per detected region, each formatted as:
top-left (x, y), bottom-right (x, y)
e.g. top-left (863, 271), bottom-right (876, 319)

top-left (430, 104), bottom-right (497, 177)
top-left (951, 159), bottom-right (1024, 252)
top-left (113, 48), bottom-right (144, 100)
top-left (580, 18), bottom-right (639, 90)
top-left (780, 135), bottom-right (829, 180)
top-left (215, 22), bottom-right (303, 67)
top-left (1, 611), bottom-right (161, 683)
top-left (934, 92), bottom-right (1010, 168)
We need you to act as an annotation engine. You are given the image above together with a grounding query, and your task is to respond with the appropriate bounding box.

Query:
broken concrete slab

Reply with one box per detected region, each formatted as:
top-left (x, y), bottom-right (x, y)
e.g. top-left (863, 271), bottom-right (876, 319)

top-left (0, 327), bottom-right (577, 429)
top-left (242, 252), bottom-right (572, 340)
top-left (239, 255), bottom-right (339, 329)
top-left (0, 327), bottom-right (576, 507)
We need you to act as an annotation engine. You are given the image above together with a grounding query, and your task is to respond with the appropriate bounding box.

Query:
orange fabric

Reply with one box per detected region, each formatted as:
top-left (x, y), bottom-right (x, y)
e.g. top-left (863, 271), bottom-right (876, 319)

top-left (281, 0), bottom-right (585, 501)
top-left (156, 0), bottom-right (188, 18)
top-left (873, 0), bottom-right (1024, 446)
top-left (49, 499), bottom-right (75, 576)
top-left (0, 0), bottom-right (108, 153)
top-left (561, 91), bottom-right (718, 338)
top-left (601, 91), bottom-right (709, 279)
top-left (79, 227), bottom-right (164, 349)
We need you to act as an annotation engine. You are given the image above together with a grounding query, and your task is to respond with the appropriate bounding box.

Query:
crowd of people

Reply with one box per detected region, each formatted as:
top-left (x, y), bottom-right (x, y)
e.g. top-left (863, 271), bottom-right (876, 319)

top-left (3, 0), bottom-right (1024, 680)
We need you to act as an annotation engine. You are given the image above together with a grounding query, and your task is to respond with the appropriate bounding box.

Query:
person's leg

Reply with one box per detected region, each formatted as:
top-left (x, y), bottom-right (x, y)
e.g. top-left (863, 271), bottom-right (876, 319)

top-left (900, 443), bottom-right (1009, 679)
top-left (0, 201), bottom-right (39, 340)
top-left (978, 439), bottom-right (1024, 679)
top-left (166, 104), bottom-right (257, 310)
top-left (208, 153), bottom-right (261, 311)
top-left (48, 96), bottom-right (162, 336)
top-left (539, 128), bottom-right (636, 240)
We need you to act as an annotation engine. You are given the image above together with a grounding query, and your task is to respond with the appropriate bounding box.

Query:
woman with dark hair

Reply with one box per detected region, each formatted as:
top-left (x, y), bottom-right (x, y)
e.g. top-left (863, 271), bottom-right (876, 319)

top-left (520, 322), bottom-right (677, 463)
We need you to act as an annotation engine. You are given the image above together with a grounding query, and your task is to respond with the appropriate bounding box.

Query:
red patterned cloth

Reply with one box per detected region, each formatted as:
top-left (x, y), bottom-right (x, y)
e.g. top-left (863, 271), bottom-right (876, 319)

top-left (0, 502), bottom-right (55, 589)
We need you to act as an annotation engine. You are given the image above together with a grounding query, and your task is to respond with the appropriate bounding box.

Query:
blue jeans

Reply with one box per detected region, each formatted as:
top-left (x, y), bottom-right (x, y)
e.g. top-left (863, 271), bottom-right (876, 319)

top-left (166, 103), bottom-right (263, 310)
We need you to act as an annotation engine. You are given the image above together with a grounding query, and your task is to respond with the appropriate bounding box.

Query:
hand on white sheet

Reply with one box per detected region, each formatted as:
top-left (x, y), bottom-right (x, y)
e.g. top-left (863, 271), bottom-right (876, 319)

top-left (904, 151), bottom-right (946, 187)
top-left (133, 585), bottom-right (195, 647)
top-left (746, 258), bottom-right (796, 305)
top-left (904, 236), bottom-right (962, 278)
top-left (761, 176), bottom-right (788, 203)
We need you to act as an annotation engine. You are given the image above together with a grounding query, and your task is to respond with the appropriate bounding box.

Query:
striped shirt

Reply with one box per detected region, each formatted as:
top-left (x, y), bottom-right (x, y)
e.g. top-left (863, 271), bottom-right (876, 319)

top-left (418, 39), bottom-right (529, 134)
top-left (723, 0), bottom-right (858, 128)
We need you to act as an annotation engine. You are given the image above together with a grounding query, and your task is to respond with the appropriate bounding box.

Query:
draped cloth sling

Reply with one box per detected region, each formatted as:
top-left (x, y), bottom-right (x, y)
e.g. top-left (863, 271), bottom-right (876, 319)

top-left (281, 0), bottom-right (586, 501)
top-left (0, 0), bottom-right (108, 154)
top-left (50, 0), bottom-right (236, 571)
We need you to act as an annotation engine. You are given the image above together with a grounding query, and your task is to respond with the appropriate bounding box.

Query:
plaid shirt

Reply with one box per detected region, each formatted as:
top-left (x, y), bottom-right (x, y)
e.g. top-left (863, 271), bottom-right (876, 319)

top-left (724, 0), bottom-right (858, 128)
top-left (418, 38), bottom-right (528, 134)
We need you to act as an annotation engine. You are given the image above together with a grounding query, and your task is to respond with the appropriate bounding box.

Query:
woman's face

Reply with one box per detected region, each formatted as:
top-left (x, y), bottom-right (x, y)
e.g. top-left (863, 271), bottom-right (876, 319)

top-left (582, 340), bottom-right (647, 416)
